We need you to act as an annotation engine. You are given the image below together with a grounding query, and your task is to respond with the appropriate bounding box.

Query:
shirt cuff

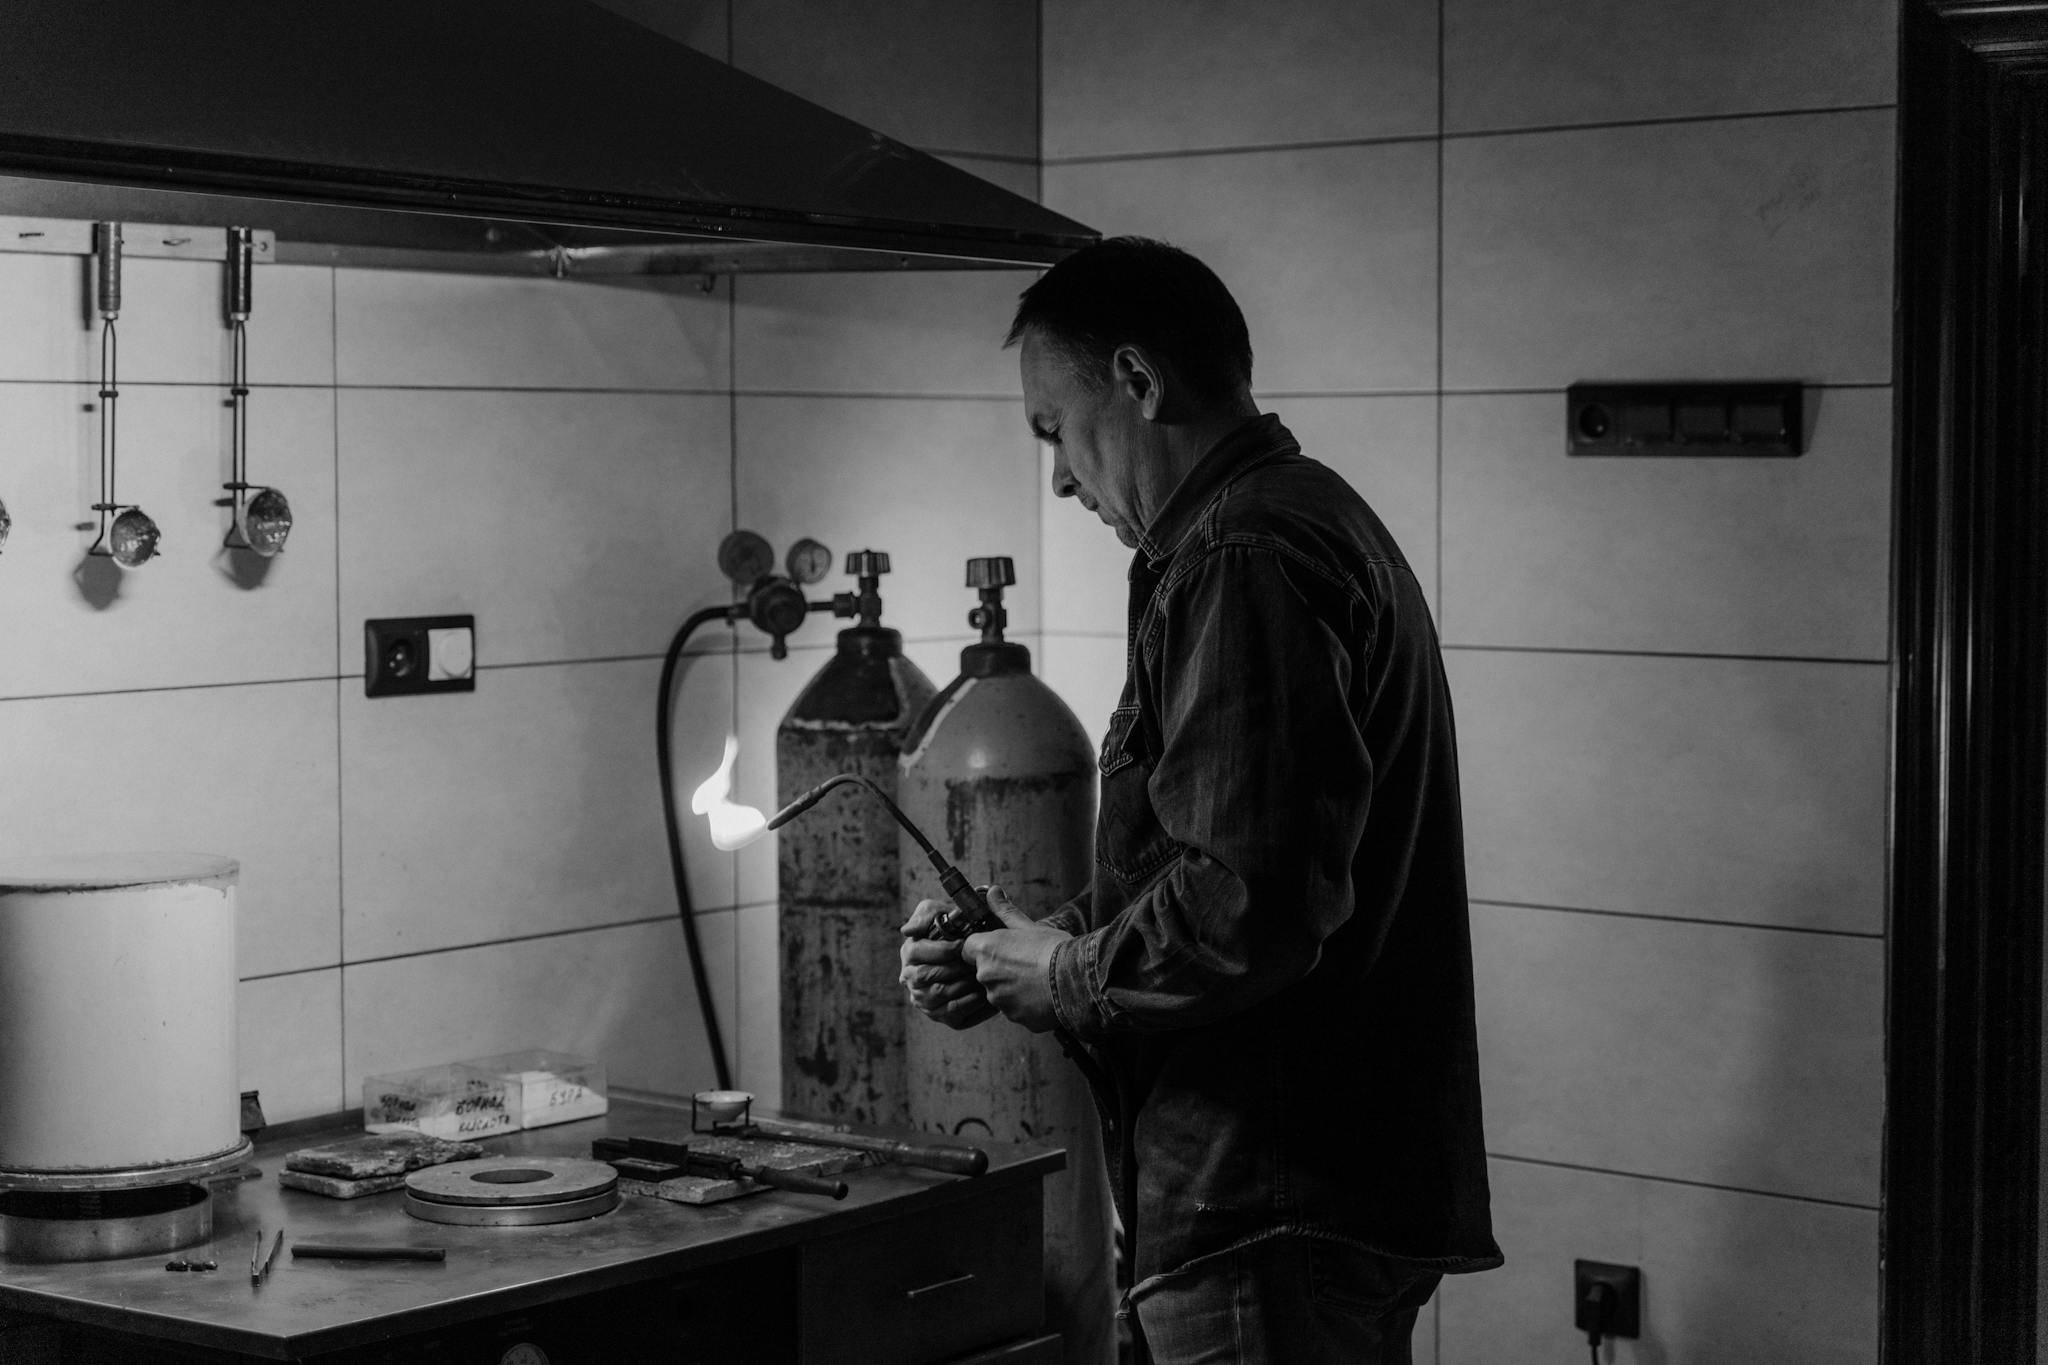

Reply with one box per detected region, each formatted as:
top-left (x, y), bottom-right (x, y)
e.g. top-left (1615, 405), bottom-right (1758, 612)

top-left (1049, 931), bottom-right (1115, 1040)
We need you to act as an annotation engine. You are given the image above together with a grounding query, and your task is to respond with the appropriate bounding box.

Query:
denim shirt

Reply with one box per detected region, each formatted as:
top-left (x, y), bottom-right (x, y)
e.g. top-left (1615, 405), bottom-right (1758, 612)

top-left (1044, 414), bottom-right (1502, 1287)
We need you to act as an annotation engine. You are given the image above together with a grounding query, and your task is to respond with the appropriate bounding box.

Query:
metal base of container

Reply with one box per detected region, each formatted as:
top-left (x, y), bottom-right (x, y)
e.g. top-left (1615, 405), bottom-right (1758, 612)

top-left (0, 1182), bottom-right (212, 1263)
top-left (0, 1136), bottom-right (252, 1194)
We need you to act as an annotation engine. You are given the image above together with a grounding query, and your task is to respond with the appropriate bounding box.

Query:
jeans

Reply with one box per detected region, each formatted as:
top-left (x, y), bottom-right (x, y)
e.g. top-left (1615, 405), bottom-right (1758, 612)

top-left (1124, 1235), bottom-right (1441, 1365)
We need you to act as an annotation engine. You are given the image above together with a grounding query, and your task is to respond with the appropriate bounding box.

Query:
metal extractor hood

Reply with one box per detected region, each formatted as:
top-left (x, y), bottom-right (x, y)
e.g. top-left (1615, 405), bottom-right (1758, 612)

top-left (0, 0), bottom-right (1096, 276)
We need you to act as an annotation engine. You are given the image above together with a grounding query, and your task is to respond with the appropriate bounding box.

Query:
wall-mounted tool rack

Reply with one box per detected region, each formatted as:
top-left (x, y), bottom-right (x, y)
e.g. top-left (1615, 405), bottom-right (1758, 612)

top-left (0, 217), bottom-right (275, 263)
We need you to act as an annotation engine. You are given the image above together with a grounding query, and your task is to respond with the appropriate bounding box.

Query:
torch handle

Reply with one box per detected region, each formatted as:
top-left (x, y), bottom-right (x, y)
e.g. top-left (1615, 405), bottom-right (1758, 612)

top-left (928, 861), bottom-right (1001, 939)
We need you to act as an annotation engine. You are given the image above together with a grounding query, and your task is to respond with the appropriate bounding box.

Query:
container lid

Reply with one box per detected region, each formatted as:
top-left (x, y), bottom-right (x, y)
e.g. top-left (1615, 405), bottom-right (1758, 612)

top-left (0, 852), bottom-right (239, 893)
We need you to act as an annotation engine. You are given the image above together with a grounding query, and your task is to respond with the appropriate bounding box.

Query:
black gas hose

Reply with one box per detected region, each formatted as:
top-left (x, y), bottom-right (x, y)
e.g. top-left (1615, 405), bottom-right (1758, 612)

top-left (656, 603), bottom-right (743, 1091)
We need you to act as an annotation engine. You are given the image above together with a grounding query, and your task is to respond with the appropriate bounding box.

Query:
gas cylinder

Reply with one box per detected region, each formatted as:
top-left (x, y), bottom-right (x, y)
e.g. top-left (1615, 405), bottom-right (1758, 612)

top-left (777, 549), bottom-right (935, 1127)
top-left (899, 557), bottom-right (1114, 1365)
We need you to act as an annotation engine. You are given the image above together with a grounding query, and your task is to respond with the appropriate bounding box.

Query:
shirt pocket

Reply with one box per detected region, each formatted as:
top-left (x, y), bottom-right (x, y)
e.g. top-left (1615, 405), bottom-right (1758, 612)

top-left (1095, 705), bottom-right (1182, 885)
top-left (1098, 704), bottom-right (1141, 776)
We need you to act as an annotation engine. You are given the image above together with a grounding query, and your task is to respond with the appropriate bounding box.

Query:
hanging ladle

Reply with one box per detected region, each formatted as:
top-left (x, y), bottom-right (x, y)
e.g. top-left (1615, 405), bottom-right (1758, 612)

top-left (222, 226), bottom-right (290, 557)
top-left (86, 222), bottom-right (158, 568)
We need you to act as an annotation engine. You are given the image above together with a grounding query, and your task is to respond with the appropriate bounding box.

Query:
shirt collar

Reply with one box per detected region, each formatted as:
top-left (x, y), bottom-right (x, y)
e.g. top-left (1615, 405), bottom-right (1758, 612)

top-left (1134, 412), bottom-right (1297, 566)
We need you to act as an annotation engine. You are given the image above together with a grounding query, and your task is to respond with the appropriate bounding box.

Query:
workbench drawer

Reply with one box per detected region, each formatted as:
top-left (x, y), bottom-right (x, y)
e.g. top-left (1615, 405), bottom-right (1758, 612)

top-left (799, 1181), bottom-right (1044, 1365)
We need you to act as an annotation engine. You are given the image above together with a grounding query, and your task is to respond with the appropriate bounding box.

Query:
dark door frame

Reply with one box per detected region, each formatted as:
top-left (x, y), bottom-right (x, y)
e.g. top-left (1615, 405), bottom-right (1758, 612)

top-left (1889, 2), bottom-right (2048, 1358)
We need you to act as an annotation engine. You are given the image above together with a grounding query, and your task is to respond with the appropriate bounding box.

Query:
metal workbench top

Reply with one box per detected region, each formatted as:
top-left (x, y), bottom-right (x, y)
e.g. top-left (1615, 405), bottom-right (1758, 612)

top-left (0, 1094), bottom-right (1062, 1360)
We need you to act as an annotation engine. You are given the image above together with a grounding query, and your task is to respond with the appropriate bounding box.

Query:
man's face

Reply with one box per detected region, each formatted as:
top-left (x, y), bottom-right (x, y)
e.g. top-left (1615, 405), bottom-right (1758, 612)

top-left (1020, 329), bottom-right (1145, 549)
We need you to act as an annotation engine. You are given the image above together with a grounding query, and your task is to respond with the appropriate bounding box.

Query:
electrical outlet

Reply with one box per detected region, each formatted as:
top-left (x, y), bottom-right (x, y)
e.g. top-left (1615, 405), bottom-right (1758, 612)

top-left (1574, 1259), bottom-right (1641, 1340)
top-left (364, 615), bottom-right (476, 697)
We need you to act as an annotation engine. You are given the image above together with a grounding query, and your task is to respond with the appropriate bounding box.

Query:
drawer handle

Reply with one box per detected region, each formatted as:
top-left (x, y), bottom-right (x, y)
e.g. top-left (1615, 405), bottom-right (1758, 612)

top-left (904, 1271), bottom-right (977, 1301)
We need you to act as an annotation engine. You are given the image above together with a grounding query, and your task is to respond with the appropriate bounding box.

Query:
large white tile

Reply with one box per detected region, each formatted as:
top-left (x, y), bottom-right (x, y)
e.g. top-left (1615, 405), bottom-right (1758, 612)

top-left (336, 389), bottom-right (732, 668)
top-left (1472, 905), bottom-right (1883, 1205)
top-left (1444, 111), bottom-right (1895, 390)
top-left (239, 969), bottom-right (343, 1124)
top-left (1441, 389), bottom-right (1891, 658)
top-left (737, 900), bottom-right (782, 1103)
top-left (732, 0), bottom-right (1037, 159)
top-left (0, 254), bottom-right (333, 386)
top-left (1046, 142), bottom-right (1439, 394)
top-left (0, 384), bottom-right (338, 697)
top-left (1280, 396), bottom-right (1439, 610)
top-left (0, 681), bottom-right (341, 977)
top-left (1438, 1159), bottom-right (1879, 1364)
top-left (1043, 0), bottom-right (1437, 158)
top-left (334, 269), bottom-right (729, 390)
top-left (1039, 635), bottom-right (1127, 752)
top-left (734, 396), bottom-right (1042, 645)
top-left (342, 917), bottom-right (727, 1104)
top-left (1446, 0), bottom-right (1897, 133)
top-left (340, 657), bottom-right (736, 960)
top-left (1447, 650), bottom-right (1889, 934)
top-left (734, 270), bottom-right (1036, 397)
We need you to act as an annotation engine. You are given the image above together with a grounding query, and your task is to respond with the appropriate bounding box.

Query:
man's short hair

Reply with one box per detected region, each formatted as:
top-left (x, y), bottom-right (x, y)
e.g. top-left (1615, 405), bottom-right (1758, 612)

top-left (1005, 237), bottom-right (1253, 403)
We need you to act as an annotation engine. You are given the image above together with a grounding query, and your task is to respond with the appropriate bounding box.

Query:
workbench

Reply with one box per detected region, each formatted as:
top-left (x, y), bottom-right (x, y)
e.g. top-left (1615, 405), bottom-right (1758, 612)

top-left (0, 1093), bottom-right (1064, 1364)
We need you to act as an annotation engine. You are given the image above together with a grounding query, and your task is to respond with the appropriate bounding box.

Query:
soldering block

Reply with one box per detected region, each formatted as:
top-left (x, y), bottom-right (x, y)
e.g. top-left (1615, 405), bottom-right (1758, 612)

top-left (623, 1173), bottom-right (759, 1205)
top-left (278, 1169), bottom-right (409, 1200)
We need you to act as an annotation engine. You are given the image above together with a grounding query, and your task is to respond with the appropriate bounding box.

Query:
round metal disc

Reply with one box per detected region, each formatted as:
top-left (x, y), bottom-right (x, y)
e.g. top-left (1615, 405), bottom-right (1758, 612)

top-left (404, 1157), bottom-right (617, 1208)
top-left (403, 1186), bottom-right (619, 1227)
top-left (716, 530), bottom-right (775, 586)
top-left (785, 537), bottom-right (833, 586)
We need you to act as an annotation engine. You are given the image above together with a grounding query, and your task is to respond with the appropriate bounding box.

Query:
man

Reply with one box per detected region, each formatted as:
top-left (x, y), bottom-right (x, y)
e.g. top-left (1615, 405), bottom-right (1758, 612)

top-left (901, 237), bottom-right (1501, 1364)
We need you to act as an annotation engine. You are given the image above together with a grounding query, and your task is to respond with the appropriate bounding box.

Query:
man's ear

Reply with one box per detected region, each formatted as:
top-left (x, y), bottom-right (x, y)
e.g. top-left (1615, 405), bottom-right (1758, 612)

top-left (1110, 344), bottom-right (1167, 421)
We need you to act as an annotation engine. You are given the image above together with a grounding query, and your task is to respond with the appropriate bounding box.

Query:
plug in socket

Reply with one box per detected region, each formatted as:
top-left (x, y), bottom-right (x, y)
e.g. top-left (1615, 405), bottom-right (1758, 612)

top-left (365, 615), bottom-right (476, 697)
top-left (1574, 1259), bottom-right (1641, 1340)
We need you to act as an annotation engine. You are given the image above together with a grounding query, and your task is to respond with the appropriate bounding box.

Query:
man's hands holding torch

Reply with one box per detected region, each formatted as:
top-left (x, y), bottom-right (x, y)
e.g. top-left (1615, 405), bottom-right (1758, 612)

top-left (900, 885), bottom-right (1068, 1034)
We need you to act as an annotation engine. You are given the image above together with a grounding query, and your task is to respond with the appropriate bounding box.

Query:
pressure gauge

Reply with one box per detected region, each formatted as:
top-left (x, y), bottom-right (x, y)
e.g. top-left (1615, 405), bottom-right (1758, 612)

top-left (786, 537), bottom-right (833, 586)
top-left (716, 529), bottom-right (775, 586)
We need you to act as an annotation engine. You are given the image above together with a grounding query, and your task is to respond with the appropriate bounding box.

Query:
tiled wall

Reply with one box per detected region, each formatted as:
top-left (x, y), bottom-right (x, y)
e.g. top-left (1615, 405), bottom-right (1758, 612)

top-left (0, 1), bottom-right (1041, 1130)
top-left (1038, 1), bottom-right (1895, 1361)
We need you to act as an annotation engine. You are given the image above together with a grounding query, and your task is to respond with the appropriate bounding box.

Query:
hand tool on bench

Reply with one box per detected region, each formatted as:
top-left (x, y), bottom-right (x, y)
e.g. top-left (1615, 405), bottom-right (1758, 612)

top-left (712, 1117), bottom-right (988, 1176)
top-left (592, 1136), bottom-right (849, 1199)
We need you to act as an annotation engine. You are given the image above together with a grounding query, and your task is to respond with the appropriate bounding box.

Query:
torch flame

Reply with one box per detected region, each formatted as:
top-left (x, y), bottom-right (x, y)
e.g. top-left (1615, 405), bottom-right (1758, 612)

top-left (692, 735), bottom-right (769, 851)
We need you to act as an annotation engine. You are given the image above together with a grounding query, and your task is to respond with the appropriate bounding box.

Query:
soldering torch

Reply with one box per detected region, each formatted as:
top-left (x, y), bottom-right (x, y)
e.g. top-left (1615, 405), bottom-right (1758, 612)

top-left (766, 774), bottom-right (1001, 940)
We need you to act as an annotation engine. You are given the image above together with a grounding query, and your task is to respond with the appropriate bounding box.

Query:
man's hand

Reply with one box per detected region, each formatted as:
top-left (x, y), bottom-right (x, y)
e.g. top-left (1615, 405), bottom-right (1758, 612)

top-left (900, 886), bottom-right (1072, 1034)
top-left (960, 886), bottom-right (1068, 1034)
top-left (900, 899), bottom-right (997, 1030)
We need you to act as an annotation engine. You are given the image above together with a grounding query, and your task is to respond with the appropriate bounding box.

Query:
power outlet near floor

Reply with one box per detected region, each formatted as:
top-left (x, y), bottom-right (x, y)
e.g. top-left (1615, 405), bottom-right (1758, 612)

top-left (364, 615), bottom-right (476, 697)
top-left (1574, 1259), bottom-right (1641, 1341)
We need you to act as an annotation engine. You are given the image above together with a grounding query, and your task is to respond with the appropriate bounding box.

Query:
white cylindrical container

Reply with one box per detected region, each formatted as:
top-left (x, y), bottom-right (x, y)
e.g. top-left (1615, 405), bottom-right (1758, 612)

top-left (0, 853), bottom-right (240, 1175)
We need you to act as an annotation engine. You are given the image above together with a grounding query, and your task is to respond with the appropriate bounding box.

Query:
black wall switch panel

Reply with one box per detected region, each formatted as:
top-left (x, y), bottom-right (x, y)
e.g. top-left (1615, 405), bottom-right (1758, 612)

top-left (1567, 382), bottom-right (1804, 457)
top-left (364, 615), bottom-right (476, 697)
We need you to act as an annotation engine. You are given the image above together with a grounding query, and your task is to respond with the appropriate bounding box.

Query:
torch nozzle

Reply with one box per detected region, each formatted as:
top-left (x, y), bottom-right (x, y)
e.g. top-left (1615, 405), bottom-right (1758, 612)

top-left (766, 774), bottom-right (938, 859)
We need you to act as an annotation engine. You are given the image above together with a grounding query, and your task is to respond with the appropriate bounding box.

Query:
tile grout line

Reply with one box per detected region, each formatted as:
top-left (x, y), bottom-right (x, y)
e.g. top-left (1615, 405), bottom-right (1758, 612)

top-left (1474, 897), bottom-right (1885, 941)
top-left (0, 635), bottom-right (1890, 707)
top-left (1434, 0), bottom-right (1447, 648)
top-left (330, 262), bottom-right (348, 1112)
top-left (1487, 1150), bottom-right (1881, 1213)
top-left (1041, 101), bottom-right (1901, 166)
top-left (1433, 13), bottom-right (1446, 1363)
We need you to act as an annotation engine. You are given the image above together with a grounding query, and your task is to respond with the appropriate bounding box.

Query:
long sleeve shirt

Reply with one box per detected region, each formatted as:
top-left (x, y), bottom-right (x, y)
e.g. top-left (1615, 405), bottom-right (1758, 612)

top-left (1043, 414), bottom-right (1501, 1286)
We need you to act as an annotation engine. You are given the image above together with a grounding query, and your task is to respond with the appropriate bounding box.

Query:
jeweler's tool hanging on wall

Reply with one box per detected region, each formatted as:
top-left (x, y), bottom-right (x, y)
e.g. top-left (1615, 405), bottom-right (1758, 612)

top-left (776, 549), bottom-right (934, 1128)
top-left (86, 223), bottom-right (159, 568)
top-left (900, 556), bottom-right (1116, 1365)
top-left (221, 226), bottom-right (291, 557)
top-left (657, 532), bottom-right (851, 1091)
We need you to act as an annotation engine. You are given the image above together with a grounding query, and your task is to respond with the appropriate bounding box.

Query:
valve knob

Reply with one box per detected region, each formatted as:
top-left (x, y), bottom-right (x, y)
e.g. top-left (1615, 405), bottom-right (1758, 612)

top-left (965, 557), bottom-right (1015, 590)
top-left (844, 549), bottom-right (891, 578)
